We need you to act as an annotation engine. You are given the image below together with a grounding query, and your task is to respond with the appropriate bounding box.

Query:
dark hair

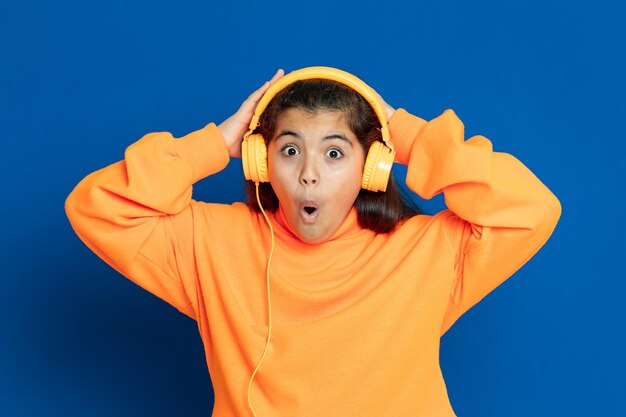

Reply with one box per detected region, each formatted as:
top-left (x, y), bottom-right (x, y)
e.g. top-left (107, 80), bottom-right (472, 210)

top-left (244, 79), bottom-right (422, 233)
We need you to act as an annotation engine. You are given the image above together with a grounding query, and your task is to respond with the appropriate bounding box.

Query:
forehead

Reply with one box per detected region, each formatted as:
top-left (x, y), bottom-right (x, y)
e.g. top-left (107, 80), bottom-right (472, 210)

top-left (274, 108), bottom-right (352, 133)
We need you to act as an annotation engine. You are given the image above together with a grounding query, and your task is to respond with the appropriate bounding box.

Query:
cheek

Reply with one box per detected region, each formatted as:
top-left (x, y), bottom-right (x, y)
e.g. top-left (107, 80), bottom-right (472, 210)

top-left (267, 160), bottom-right (293, 202)
top-left (329, 167), bottom-right (362, 207)
top-left (348, 163), bottom-right (365, 201)
top-left (331, 161), bottom-right (363, 187)
top-left (269, 174), bottom-right (288, 200)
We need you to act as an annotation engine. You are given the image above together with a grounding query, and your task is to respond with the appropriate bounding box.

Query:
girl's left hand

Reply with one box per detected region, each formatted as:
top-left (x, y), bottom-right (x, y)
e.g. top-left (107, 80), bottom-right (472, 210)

top-left (376, 92), bottom-right (396, 122)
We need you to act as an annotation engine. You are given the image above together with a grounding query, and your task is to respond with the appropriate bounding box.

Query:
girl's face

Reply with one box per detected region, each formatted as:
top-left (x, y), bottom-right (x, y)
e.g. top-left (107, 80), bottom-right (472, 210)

top-left (267, 108), bottom-right (365, 244)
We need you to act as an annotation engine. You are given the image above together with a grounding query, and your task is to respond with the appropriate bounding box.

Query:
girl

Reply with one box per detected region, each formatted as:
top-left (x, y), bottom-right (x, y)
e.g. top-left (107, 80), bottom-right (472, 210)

top-left (65, 66), bottom-right (561, 416)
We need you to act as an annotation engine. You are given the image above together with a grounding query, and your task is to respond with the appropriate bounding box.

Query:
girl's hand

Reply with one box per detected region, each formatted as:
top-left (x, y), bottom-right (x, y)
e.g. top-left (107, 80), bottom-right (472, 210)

top-left (376, 92), bottom-right (396, 122)
top-left (218, 69), bottom-right (285, 158)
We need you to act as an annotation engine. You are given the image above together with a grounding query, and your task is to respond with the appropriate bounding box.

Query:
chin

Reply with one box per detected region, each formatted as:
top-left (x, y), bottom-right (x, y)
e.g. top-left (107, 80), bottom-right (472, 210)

top-left (296, 228), bottom-right (331, 245)
top-left (297, 233), bottom-right (325, 245)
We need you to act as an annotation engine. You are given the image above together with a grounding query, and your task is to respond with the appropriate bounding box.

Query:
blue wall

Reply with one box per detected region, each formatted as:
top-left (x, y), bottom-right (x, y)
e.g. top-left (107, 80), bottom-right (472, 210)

top-left (1, 0), bottom-right (624, 415)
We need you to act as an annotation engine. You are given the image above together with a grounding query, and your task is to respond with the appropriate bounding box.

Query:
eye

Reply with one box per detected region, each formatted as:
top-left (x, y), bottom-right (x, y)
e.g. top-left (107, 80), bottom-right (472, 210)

top-left (325, 148), bottom-right (344, 159)
top-left (280, 145), bottom-right (299, 156)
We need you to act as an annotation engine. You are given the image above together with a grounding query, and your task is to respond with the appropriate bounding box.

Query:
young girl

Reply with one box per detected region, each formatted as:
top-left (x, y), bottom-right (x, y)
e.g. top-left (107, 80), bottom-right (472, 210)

top-left (65, 66), bottom-right (561, 416)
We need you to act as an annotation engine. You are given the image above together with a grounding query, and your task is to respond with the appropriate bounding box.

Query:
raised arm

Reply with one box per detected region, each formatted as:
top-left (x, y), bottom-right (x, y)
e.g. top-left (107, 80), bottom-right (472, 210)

top-left (65, 70), bottom-right (285, 319)
top-left (387, 107), bottom-right (562, 336)
top-left (65, 123), bottom-right (230, 319)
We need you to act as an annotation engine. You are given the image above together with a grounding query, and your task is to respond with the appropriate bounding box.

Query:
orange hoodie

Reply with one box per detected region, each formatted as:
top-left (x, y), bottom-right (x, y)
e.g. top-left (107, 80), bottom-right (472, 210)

top-left (65, 108), bottom-right (561, 417)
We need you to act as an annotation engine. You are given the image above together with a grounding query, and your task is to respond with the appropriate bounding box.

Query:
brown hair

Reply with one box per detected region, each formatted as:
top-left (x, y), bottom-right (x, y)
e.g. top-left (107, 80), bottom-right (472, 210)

top-left (244, 79), bottom-right (422, 233)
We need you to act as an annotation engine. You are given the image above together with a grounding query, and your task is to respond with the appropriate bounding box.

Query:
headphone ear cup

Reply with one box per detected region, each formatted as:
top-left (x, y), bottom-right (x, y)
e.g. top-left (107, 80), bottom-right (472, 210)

top-left (242, 134), bottom-right (270, 183)
top-left (361, 141), bottom-right (396, 192)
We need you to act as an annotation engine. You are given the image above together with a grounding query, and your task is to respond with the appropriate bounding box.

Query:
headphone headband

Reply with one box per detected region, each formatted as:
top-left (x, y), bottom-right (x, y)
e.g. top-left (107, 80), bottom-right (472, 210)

top-left (245, 66), bottom-right (393, 151)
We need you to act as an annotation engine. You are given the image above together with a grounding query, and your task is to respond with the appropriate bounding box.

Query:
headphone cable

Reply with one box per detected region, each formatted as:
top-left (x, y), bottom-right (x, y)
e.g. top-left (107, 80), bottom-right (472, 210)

top-left (247, 182), bottom-right (275, 417)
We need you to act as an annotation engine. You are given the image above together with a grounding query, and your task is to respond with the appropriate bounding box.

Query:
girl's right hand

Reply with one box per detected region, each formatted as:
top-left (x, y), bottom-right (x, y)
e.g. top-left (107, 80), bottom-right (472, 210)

top-left (218, 69), bottom-right (285, 158)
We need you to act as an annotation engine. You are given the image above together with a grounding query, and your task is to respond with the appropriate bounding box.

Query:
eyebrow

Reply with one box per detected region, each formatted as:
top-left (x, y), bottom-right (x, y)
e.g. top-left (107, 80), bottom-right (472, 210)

top-left (275, 130), bottom-right (354, 147)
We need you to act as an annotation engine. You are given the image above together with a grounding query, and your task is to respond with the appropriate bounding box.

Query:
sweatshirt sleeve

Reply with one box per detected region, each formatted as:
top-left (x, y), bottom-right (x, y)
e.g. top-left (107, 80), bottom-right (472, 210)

top-left (388, 108), bottom-right (562, 336)
top-left (65, 122), bottom-right (230, 320)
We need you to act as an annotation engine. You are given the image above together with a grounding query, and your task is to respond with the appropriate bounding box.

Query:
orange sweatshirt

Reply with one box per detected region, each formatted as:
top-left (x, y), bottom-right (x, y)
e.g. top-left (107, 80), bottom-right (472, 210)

top-left (65, 108), bottom-right (561, 417)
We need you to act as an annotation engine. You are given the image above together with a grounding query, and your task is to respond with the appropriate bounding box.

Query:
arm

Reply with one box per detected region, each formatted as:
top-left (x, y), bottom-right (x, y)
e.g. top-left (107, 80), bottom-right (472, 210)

top-left (65, 69), bottom-right (285, 320)
top-left (387, 108), bottom-right (562, 336)
top-left (65, 123), bottom-right (230, 320)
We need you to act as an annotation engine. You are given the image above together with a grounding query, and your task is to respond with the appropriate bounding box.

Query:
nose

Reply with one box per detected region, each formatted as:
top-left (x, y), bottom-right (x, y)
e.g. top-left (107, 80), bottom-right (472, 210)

top-left (299, 155), bottom-right (319, 186)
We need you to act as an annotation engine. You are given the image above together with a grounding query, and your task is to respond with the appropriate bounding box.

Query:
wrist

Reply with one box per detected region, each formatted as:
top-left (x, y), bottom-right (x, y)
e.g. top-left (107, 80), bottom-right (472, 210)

top-left (217, 118), bottom-right (243, 159)
top-left (388, 108), bottom-right (428, 165)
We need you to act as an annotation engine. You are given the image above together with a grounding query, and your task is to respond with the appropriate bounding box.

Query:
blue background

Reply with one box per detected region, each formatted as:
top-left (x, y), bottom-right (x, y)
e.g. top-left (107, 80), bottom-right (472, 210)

top-left (1, 0), bottom-right (624, 415)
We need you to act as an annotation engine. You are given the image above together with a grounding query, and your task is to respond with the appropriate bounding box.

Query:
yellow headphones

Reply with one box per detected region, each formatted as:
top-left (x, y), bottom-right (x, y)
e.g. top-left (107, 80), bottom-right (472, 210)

top-left (241, 66), bottom-right (396, 192)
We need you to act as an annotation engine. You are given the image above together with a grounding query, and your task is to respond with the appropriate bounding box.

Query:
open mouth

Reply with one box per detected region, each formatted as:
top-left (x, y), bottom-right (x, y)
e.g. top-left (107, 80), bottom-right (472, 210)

top-left (299, 201), bottom-right (319, 223)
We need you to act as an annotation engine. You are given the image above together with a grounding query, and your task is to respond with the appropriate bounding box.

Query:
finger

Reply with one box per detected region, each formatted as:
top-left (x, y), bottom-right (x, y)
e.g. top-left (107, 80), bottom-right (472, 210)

top-left (252, 68), bottom-right (283, 100)
top-left (239, 82), bottom-right (269, 113)
top-left (241, 69), bottom-right (285, 113)
top-left (268, 68), bottom-right (284, 85)
top-left (248, 80), bottom-right (270, 101)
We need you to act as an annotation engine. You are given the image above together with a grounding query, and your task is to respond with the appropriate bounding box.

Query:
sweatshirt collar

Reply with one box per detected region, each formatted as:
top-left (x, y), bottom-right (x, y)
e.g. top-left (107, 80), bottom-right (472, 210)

top-left (273, 205), bottom-right (364, 244)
